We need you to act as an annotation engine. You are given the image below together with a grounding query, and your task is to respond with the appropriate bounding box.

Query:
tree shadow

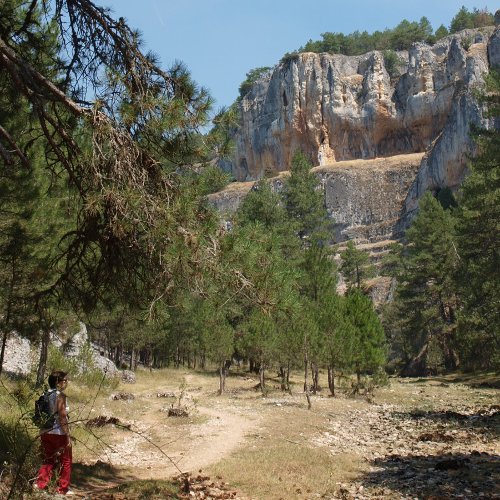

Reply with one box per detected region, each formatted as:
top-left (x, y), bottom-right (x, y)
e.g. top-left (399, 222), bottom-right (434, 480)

top-left (392, 407), bottom-right (500, 435)
top-left (359, 451), bottom-right (499, 498)
top-left (404, 373), bottom-right (500, 389)
top-left (72, 460), bottom-right (136, 491)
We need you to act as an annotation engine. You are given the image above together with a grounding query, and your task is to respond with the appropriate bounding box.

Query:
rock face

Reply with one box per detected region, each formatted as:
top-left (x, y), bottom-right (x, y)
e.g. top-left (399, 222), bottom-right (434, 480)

top-left (315, 153), bottom-right (422, 242)
top-left (2, 332), bottom-right (32, 376)
top-left (1, 324), bottom-right (119, 378)
top-left (222, 28), bottom-right (498, 217)
top-left (211, 153), bottom-right (422, 243)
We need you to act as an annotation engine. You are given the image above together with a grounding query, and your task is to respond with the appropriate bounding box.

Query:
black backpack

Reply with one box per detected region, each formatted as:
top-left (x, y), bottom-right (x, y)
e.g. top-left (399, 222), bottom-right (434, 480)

top-left (33, 390), bottom-right (56, 429)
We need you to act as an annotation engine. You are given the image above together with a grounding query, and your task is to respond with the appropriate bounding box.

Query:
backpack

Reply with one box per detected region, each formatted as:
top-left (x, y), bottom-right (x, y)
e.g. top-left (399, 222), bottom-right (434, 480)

top-left (33, 390), bottom-right (56, 429)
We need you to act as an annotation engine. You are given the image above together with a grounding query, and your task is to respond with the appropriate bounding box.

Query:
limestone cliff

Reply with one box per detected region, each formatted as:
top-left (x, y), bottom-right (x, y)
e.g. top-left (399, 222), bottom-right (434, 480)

top-left (222, 27), bottom-right (498, 200)
top-left (210, 153), bottom-right (422, 243)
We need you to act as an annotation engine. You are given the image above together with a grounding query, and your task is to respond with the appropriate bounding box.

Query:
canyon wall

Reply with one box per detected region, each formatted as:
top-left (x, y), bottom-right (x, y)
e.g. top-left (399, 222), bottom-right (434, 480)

top-left (215, 27), bottom-right (500, 241)
top-left (210, 153), bottom-right (422, 243)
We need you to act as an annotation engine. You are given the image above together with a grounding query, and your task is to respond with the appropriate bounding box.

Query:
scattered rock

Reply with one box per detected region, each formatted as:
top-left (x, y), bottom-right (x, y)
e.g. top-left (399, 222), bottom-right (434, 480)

top-left (110, 392), bottom-right (135, 401)
top-left (121, 370), bottom-right (136, 384)
top-left (418, 432), bottom-right (455, 443)
top-left (157, 391), bottom-right (176, 398)
top-left (85, 415), bottom-right (131, 429)
top-left (168, 408), bottom-right (189, 417)
top-left (174, 472), bottom-right (240, 499)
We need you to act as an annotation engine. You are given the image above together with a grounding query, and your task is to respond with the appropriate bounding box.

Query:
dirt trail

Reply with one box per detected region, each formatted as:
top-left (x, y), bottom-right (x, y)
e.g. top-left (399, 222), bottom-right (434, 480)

top-left (90, 374), bottom-right (261, 481)
top-left (178, 404), bottom-right (259, 472)
top-left (72, 372), bottom-right (499, 499)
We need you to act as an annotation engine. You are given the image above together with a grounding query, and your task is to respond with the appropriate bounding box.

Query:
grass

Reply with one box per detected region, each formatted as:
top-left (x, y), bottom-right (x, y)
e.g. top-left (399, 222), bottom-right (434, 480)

top-left (207, 387), bottom-right (363, 499)
top-left (209, 434), bottom-right (361, 499)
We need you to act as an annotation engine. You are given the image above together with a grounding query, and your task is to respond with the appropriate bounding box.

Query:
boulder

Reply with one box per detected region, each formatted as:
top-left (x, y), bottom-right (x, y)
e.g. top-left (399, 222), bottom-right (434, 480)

top-left (120, 370), bottom-right (136, 384)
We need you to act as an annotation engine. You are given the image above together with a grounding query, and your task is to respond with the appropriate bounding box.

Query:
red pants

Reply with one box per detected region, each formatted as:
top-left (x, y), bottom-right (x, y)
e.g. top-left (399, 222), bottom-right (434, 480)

top-left (36, 433), bottom-right (72, 494)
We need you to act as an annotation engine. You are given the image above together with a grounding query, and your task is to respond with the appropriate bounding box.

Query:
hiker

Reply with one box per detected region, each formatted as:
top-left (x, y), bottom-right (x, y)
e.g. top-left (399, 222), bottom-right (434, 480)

top-left (34, 370), bottom-right (74, 496)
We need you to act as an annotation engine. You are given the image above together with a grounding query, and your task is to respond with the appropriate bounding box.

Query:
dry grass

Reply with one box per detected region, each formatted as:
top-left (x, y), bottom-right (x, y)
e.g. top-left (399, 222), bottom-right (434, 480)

top-left (208, 402), bottom-right (362, 500)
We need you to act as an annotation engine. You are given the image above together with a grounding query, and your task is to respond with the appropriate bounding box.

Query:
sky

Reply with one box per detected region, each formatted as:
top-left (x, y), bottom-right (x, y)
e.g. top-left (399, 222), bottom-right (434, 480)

top-left (98, 1), bottom-right (496, 112)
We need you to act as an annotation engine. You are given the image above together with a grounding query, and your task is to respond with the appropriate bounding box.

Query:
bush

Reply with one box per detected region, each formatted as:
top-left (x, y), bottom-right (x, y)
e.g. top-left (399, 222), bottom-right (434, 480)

top-left (0, 379), bottom-right (40, 497)
top-left (280, 51), bottom-right (299, 66)
top-left (46, 344), bottom-right (118, 390)
top-left (238, 66), bottom-right (272, 98)
top-left (197, 165), bottom-right (231, 195)
top-left (371, 367), bottom-right (390, 387)
top-left (383, 50), bottom-right (403, 79)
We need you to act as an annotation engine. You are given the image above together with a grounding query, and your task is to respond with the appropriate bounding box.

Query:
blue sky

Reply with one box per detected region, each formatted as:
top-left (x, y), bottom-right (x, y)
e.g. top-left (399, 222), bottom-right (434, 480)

top-left (99, 1), bottom-right (495, 113)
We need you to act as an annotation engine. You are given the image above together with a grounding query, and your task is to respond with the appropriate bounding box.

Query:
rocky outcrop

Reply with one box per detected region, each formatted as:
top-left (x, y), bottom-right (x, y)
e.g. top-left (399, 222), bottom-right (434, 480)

top-left (206, 181), bottom-right (254, 215)
top-left (314, 153), bottom-right (422, 242)
top-left (2, 333), bottom-right (32, 376)
top-left (63, 322), bottom-right (119, 377)
top-left (218, 27), bottom-right (499, 238)
top-left (1, 325), bottom-right (119, 378)
top-left (210, 153), bottom-right (422, 243)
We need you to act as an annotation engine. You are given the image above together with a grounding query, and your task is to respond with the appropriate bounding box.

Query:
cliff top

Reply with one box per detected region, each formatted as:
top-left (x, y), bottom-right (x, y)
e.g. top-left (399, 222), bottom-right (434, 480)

top-left (313, 152), bottom-right (425, 174)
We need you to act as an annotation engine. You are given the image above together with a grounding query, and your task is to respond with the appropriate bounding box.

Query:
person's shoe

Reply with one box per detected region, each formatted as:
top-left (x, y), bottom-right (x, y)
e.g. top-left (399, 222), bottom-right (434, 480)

top-left (65, 491), bottom-right (76, 496)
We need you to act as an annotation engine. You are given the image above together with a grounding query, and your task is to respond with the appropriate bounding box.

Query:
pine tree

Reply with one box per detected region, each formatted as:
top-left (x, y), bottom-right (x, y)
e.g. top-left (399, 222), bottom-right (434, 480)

top-left (0, 1), bottom-right (78, 378)
top-left (317, 292), bottom-right (355, 396)
top-left (454, 70), bottom-right (500, 370)
top-left (0, 0), bottom-right (217, 318)
top-left (282, 151), bottom-right (330, 241)
top-left (344, 289), bottom-right (386, 387)
top-left (340, 241), bottom-right (375, 291)
top-left (389, 192), bottom-right (459, 375)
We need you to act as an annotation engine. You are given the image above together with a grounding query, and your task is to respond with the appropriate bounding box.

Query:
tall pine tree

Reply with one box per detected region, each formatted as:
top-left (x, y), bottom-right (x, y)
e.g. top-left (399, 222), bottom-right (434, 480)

top-left (455, 70), bottom-right (500, 370)
top-left (390, 192), bottom-right (459, 375)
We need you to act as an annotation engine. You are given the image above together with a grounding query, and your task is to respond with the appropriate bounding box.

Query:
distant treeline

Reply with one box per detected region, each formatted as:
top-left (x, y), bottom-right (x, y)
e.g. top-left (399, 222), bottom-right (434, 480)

top-left (238, 7), bottom-right (496, 98)
top-left (287, 6), bottom-right (495, 59)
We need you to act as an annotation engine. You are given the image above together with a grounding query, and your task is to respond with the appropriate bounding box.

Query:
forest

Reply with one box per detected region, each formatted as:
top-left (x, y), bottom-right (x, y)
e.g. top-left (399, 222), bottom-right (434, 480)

top-left (0, 0), bottom-right (498, 393)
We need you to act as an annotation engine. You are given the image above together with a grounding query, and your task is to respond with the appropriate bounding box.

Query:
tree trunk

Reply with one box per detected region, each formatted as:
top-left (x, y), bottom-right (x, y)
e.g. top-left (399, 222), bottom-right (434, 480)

top-left (400, 342), bottom-right (429, 377)
top-left (259, 360), bottom-right (265, 393)
top-left (0, 330), bottom-right (9, 377)
top-left (218, 361), bottom-right (225, 395)
top-left (304, 354), bottom-right (311, 410)
top-left (311, 362), bottom-right (320, 393)
top-left (36, 329), bottom-right (50, 387)
top-left (286, 361), bottom-right (291, 394)
top-left (279, 366), bottom-right (287, 391)
top-left (440, 335), bottom-right (459, 371)
top-left (328, 365), bottom-right (335, 397)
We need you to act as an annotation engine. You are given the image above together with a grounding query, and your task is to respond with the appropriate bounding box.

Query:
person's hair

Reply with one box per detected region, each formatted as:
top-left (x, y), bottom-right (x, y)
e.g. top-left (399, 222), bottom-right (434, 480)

top-left (48, 370), bottom-right (68, 389)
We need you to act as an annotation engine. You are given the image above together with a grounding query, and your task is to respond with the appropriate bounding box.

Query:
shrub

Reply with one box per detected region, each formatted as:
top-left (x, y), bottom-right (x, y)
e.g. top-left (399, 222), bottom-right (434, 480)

top-left (238, 66), bottom-right (272, 98)
top-left (0, 380), bottom-right (40, 497)
top-left (383, 50), bottom-right (403, 79)
top-left (46, 344), bottom-right (118, 390)
top-left (371, 366), bottom-right (390, 387)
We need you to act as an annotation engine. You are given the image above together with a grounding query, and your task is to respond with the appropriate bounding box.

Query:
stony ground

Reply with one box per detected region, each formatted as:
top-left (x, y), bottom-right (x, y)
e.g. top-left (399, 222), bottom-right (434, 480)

top-left (26, 370), bottom-right (500, 499)
top-left (314, 381), bottom-right (499, 499)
